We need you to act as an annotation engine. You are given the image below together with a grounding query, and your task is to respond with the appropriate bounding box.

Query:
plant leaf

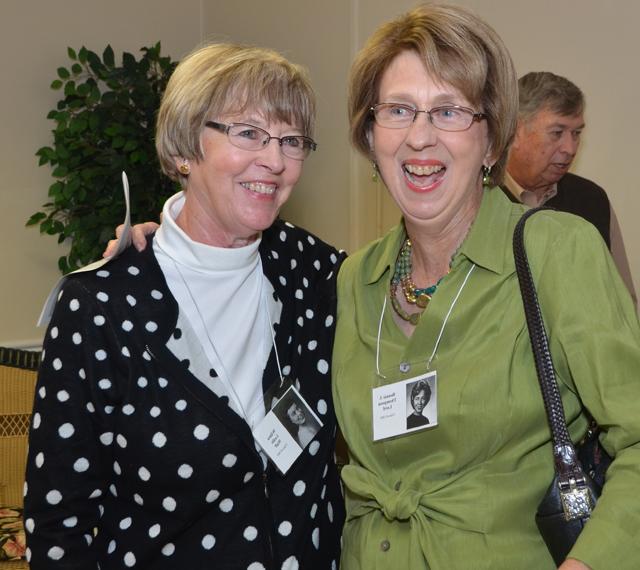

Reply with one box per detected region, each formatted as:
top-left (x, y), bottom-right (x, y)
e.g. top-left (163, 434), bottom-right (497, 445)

top-left (25, 212), bottom-right (46, 226)
top-left (32, 42), bottom-right (178, 274)
top-left (64, 80), bottom-right (76, 97)
top-left (103, 44), bottom-right (115, 67)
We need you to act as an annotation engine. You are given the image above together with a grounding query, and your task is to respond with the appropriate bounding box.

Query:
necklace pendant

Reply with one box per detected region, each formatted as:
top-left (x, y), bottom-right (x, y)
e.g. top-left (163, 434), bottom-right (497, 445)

top-left (416, 293), bottom-right (430, 308)
top-left (409, 312), bottom-right (420, 326)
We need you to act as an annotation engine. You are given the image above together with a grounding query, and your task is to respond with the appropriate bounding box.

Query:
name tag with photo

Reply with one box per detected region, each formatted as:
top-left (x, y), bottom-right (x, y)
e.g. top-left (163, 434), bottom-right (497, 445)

top-left (372, 370), bottom-right (437, 441)
top-left (254, 386), bottom-right (323, 473)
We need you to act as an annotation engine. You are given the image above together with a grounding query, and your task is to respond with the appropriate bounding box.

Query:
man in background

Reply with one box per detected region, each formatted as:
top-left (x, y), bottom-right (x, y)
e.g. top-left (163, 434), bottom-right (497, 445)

top-left (503, 71), bottom-right (636, 304)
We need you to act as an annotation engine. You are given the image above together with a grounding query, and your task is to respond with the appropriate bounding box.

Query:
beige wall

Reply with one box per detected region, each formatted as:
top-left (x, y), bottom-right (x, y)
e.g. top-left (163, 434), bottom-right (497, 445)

top-left (0, 0), bottom-right (202, 347)
top-left (2, 0), bottom-right (638, 346)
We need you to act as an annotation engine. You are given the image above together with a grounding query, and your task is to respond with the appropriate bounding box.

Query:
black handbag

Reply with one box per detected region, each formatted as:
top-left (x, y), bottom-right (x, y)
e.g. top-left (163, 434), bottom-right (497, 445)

top-left (513, 207), bottom-right (612, 566)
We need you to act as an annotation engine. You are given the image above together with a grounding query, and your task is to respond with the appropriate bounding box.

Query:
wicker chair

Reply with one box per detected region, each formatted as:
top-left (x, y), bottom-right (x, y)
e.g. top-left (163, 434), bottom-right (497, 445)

top-left (0, 347), bottom-right (39, 569)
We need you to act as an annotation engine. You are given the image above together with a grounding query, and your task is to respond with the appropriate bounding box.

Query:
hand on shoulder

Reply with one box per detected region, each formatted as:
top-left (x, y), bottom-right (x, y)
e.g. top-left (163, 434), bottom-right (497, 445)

top-left (102, 221), bottom-right (159, 257)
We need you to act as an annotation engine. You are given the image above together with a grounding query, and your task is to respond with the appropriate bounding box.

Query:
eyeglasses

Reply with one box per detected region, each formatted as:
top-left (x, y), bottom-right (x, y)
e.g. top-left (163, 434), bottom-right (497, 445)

top-left (205, 121), bottom-right (317, 160)
top-left (370, 103), bottom-right (486, 132)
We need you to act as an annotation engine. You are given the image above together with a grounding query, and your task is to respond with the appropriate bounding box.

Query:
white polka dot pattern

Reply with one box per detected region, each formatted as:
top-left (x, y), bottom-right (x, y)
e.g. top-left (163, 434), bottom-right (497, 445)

top-left (177, 463), bottom-right (193, 478)
top-left (278, 521), bottom-right (292, 536)
top-left (48, 546), bottom-right (64, 560)
top-left (162, 497), bottom-right (177, 512)
top-left (124, 551), bottom-right (136, 566)
top-left (244, 526), bottom-right (258, 541)
top-left (222, 453), bottom-right (237, 468)
top-left (148, 523), bottom-right (161, 538)
top-left (46, 490), bottom-right (62, 505)
top-left (23, 220), bottom-right (345, 568)
top-left (282, 556), bottom-right (300, 570)
top-left (73, 458), bottom-right (89, 472)
top-left (193, 424), bottom-right (209, 440)
top-left (292, 481), bottom-right (306, 496)
top-left (201, 534), bottom-right (216, 550)
top-left (152, 432), bottom-right (167, 448)
top-left (206, 489), bottom-right (220, 503)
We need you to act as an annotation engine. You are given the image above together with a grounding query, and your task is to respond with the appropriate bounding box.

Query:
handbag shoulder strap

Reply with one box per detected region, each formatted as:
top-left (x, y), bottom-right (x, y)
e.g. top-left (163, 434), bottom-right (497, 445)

top-left (513, 208), bottom-right (582, 474)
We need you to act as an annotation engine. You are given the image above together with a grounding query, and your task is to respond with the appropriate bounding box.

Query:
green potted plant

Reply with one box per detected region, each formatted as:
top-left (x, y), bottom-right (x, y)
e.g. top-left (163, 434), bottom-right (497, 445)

top-left (27, 43), bottom-right (178, 274)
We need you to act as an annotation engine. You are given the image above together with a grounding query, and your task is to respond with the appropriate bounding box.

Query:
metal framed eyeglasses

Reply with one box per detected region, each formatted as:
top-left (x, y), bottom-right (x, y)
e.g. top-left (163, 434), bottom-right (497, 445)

top-left (370, 103), bottom-right (486, 132)
top-left (205, 121), bottom-right (317, 160)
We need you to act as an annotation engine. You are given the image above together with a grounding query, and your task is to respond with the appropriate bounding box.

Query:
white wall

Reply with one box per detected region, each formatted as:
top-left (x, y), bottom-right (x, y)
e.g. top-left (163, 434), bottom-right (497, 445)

top-left (2, 0), bottom-right (638, 346)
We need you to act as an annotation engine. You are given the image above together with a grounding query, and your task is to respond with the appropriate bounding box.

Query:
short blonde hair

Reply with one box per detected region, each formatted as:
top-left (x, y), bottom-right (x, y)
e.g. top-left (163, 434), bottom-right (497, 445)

top-left (156, 43), bottom-right (315, 182)
top-left (349, 4), bottom-right (518, 186)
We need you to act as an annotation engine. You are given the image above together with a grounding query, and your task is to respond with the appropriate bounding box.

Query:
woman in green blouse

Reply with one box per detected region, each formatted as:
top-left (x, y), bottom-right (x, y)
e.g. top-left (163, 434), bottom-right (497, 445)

top-left (333, 4), bottom-right (640, 570)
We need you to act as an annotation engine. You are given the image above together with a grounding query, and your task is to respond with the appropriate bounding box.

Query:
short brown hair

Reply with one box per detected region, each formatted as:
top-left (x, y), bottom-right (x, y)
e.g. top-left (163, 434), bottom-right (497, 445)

top-left (156, 43), bottom-right (315, 183)
top-left (348, 4), bottom-right (518, 186)
top-left (518, 71), bottom-right (584, 122)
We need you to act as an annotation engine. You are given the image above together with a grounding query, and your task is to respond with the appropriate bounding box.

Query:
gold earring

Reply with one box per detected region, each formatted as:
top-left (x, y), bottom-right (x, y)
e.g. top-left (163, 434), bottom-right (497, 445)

top-left (482, 165), bottom-right (492, 187)
top-left (372, 161), bottom-right (379, 183)
top-left (178, 160), bottom-right (190, 176)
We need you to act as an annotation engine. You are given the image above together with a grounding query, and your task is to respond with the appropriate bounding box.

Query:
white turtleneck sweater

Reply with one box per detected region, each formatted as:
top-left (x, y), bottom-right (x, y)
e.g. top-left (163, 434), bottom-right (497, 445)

top-left (153, 192), bottom-right (282, 430)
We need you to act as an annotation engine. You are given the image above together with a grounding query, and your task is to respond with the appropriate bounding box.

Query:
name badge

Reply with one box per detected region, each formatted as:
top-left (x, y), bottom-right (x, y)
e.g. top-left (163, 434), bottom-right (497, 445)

top-left (254, 385), bottom-right (323, 473)
top-left (372, 370), bottom-right (437, 441)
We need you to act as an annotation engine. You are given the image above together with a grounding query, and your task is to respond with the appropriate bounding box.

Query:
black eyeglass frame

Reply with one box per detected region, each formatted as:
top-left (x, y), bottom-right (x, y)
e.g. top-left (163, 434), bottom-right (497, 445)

top-left (205, 121), bottom-right (317, 159)
top-left (370, 103), bottom-right (486, 132)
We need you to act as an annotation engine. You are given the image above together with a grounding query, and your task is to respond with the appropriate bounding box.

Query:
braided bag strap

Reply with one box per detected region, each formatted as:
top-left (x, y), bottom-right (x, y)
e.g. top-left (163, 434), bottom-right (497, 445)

top-left (513, 208), bottom-right (581, 474)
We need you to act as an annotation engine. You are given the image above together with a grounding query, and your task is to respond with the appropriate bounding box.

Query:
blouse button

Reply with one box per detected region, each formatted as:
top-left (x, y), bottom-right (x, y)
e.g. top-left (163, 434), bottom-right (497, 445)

top-left (399, 362), bottom-right (411, 373)
top-left (394, 480), bottom-right (402, 491)
top-left (380, 539), bottom-right (391, 552)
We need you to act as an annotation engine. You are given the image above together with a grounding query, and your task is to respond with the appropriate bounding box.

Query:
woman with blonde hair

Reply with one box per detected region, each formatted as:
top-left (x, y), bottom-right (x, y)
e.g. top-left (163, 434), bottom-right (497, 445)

top-left (25, 43), bottom-right (344, 569)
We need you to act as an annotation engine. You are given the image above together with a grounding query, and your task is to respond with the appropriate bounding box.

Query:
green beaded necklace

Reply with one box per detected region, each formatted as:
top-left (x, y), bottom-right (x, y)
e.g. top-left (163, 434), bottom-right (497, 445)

top-left (390, 237), bottom-right (448, 324)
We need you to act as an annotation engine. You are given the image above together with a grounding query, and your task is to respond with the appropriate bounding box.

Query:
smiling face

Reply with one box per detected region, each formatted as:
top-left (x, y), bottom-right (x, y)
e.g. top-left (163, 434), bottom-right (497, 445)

top-left (176, 109), bottom-right (304, 248)
top-left (370, 51), bottom-right (493, 234)
top-left (508, 107), bottom-right (584, 194)
top-left (411, 389), bottom-right (428, 414)
top-left (287, 402), bottom-right (306, 426)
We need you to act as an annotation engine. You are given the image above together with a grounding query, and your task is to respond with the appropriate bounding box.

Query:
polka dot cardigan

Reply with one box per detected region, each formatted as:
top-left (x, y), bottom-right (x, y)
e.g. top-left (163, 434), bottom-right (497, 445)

top-left (25, 220), bottom-right (346, 569)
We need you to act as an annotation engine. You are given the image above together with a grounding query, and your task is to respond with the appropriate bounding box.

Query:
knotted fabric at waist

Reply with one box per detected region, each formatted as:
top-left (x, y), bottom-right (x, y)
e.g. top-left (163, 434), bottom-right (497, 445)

top-left (341, 463), bottom-right (486, 534)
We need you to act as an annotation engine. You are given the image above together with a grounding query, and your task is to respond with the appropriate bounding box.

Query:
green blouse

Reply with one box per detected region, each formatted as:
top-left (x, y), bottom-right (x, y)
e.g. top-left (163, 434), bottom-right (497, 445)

top-left (333, 187), bottom-right (640, 570)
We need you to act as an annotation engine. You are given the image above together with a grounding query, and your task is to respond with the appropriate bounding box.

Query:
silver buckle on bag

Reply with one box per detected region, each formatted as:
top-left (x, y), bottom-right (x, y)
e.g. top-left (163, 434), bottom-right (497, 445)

top-left (559, 475), bottom-right (594, 521)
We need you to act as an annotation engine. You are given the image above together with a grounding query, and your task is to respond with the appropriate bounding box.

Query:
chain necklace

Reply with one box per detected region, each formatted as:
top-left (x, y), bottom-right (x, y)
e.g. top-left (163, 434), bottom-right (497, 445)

top-left (390, 237), bottom-right (448, 324)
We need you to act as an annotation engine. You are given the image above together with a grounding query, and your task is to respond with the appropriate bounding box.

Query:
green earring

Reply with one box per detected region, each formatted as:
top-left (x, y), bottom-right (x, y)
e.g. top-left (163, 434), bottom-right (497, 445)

top-left (372, 161), bottom-right (379, 183)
